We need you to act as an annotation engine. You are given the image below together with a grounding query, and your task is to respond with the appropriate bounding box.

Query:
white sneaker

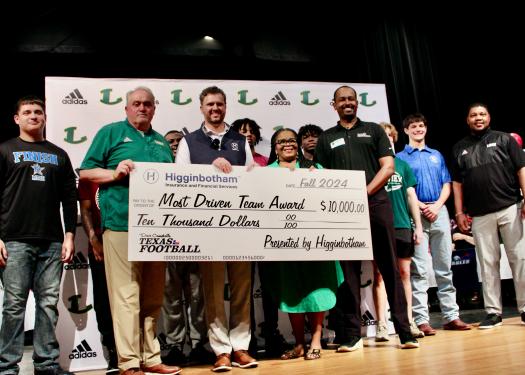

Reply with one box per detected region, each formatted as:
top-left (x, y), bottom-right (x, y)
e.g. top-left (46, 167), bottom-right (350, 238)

top-left (410, 320), bottom-right (425, 338)
top-left (337, 336), bottom-right (363, 352)
top-left (375, 321), bottom-right (389, 342)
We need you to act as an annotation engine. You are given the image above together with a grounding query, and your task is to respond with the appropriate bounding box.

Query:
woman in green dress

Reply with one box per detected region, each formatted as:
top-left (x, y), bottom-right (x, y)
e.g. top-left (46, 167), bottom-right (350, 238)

top-left (267, 128), bottom-right (343, 361)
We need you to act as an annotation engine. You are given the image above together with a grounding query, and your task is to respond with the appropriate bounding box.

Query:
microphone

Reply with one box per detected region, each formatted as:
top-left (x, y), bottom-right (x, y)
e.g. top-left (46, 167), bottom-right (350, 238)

top-left (211, 138), bottom-right (221, 150)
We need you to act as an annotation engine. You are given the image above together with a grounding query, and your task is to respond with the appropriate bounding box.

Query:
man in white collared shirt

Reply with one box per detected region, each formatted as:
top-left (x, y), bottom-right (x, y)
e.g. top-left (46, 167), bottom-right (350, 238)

top-left (176, 86), bottom-right (256, 372)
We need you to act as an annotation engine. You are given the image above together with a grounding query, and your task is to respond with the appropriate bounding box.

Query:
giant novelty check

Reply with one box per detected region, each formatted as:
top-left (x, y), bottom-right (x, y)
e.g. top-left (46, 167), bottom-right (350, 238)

top-left (128, 162), bottom-right (373, 261)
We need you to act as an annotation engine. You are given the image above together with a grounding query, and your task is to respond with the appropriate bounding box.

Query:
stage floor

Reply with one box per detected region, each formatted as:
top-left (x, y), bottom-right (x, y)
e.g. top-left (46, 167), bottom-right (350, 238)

top-left (20, 309), bottom-right (525, 375)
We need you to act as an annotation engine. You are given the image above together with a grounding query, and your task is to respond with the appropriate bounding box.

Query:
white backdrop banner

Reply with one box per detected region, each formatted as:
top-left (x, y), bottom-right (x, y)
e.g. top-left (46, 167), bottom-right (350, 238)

top-left (44, 77), bottom-right (391, 371)
top-left (56, 230), bottom-right (108, 372)
top-left (44, 77), bottom-right (391, 169)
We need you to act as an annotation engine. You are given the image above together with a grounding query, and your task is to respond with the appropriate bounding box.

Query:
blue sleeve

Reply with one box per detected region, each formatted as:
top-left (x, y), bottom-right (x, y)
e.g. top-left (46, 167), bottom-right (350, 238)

top-left (396, 149), bottom-right (408, 163)
top-left (439, 152), bottom-right (452, 184)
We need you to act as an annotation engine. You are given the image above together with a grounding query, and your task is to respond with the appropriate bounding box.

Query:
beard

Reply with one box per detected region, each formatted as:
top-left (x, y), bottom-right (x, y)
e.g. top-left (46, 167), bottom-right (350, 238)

top-left (341, 112), bottom-right (356, 122)
top-left (207, 112), bottom-right (225, 125)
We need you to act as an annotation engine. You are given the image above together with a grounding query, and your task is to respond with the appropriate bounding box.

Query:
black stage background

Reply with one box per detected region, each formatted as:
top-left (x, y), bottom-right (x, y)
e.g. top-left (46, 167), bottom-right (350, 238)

top-left (1, 7), bottom-right (522, 163)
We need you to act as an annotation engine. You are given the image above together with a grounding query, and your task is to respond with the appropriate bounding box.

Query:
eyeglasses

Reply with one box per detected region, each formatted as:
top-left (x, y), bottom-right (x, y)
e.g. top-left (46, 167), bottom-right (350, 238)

top-left (275, 138), bottom-right (297, 146)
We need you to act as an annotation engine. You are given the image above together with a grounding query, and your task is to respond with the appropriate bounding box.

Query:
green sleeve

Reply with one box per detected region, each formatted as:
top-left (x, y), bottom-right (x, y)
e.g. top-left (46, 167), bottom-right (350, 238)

top-left (80, 127), bottom-right (111, 170)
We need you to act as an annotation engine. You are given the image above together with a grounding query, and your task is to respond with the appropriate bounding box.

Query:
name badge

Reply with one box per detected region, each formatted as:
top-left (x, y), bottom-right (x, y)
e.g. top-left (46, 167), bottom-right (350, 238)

top-left (330, 138), bottom-right (345, 149)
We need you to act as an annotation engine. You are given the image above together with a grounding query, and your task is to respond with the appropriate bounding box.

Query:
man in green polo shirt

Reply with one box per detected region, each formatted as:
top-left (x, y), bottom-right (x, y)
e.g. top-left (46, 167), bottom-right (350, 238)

top-left (79, 87), bottom-right (181, 375)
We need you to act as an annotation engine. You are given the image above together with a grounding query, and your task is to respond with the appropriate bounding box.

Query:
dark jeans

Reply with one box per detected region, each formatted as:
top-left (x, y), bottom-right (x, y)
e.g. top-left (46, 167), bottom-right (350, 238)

top-left (331, 190), bottom-right (410, 340)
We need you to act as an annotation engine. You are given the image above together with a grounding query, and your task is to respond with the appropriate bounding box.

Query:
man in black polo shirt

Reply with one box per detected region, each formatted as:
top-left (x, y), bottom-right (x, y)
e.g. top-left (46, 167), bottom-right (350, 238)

top-left (315, 85), bottom-right (418, 350)
top-left (452, 103), bottom-right (525, 329)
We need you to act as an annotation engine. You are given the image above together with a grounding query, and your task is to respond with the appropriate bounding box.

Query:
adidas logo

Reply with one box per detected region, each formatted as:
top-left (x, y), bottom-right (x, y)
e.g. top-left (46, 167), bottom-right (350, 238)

top-left (253, 287), bottom-right (262, 299)
top-left (361, 310), bottom-right (377, 327)
top-left (69, 339), bottom-right (97, 359)
top-left (64, 252), bottom-right (90, 270)
top-left (62, 89), bottom-right (88, 105)
top-left (123, 137), bottom-right (133, 143)
top-left (269, 91), bottom-right (290, 106)
top-left (461, 150), bottom-right (468, 155)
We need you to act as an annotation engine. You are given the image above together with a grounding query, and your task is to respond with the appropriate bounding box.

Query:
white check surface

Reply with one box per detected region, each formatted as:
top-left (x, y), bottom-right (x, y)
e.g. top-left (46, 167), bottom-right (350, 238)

top-left (128, 162), bottom-right (373, 261)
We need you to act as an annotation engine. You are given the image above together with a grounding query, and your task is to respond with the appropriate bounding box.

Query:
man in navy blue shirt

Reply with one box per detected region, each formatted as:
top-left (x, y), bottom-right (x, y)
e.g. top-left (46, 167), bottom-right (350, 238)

top-left (397, 113), bottom-right (470, 335)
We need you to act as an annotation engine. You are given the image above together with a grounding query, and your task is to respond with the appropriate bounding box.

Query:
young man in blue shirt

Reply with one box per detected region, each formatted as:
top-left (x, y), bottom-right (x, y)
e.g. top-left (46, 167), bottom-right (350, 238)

top-left (397, 113), bottom-right (470, 335)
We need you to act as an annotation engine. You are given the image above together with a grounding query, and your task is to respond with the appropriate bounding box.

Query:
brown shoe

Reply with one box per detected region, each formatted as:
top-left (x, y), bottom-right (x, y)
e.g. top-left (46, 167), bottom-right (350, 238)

top-left (443, 318), bottom-right (472, 330)
top-left (417, 323), bottom-right (437, 336)
top-left (142, 363), bottom-right (182, 375)
top-left (212, 353), bottom-right (232, 372)
top-left (122, 369), bottom-right (145, 375)
top-left (232, 350), bottom-right (258, 368)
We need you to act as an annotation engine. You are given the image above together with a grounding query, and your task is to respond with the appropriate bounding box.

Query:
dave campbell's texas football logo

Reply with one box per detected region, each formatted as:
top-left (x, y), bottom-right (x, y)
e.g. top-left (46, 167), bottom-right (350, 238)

top-left (138, 233), bottom-right (200, 253)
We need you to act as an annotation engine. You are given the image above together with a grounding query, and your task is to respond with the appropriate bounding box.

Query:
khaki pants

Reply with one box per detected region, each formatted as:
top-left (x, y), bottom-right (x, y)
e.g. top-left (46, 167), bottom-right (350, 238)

top-left (472, 203), bottom-right (525, 315)
top-left (103, 230), bottom-right (166, 371)
top-left (200, 261), bottom-right (251, 355)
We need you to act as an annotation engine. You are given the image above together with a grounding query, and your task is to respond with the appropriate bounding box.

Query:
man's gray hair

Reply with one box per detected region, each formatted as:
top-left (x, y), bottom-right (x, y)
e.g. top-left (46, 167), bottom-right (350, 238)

top-left (126, 86), bottom-right (156, 105)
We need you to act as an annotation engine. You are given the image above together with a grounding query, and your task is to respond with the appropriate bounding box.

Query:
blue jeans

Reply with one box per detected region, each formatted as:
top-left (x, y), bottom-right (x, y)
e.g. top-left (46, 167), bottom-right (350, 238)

top-left (0, 240), bottom-right (63, 374)
top-left (411, 206), bottom-right (459, 324)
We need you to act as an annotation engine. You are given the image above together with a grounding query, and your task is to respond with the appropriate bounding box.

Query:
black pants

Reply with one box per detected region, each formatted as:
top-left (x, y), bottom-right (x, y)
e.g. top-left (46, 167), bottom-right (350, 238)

top-left (331, 190), bottom-right (410, 340)
top-left (258, 262), bottom-right (280, 337)
top-left (89, 251), bottom-right (116, 349)
top-left (250, 262), bottom-right (280, 341)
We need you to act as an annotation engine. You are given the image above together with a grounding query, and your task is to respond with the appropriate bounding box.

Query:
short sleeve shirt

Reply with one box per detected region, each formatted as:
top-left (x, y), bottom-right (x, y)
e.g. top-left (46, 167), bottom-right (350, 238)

top-left (314, 119), bottom-right (394, 184)
top-left (385, 158), bottom-right (417, 229)
top-left (80, 119), bottom-right (173, 230)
